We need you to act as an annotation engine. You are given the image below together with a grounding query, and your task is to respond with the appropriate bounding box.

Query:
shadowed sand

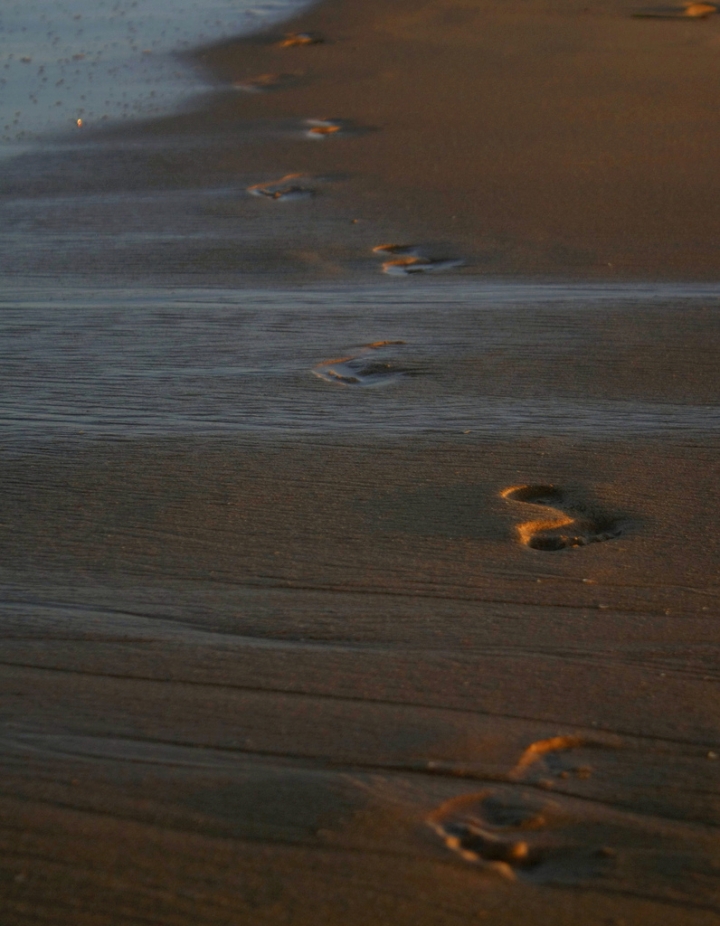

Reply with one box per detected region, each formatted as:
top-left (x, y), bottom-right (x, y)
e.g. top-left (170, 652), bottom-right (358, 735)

top-left (0, 279), bottom-right (719, 926)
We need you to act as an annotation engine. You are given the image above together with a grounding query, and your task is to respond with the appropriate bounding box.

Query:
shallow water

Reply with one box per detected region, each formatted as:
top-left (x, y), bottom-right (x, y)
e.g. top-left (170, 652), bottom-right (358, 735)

top-left (0, 0), bottom-right (309, 153)
top-left (2, 280), bottom-right (719, 444)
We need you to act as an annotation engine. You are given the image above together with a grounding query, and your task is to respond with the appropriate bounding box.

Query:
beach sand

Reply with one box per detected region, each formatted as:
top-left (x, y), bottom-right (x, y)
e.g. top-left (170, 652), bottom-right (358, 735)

top-left (6, 0), bottom-right (720, 280)
top-left (1, 434), bottom-right (720, 924)
top-left (1, 0), bottom-right (720, 923)
top-left (192, 0), bottom-right (720, 278)
top-left (1, 283), bottom-right (719, 924)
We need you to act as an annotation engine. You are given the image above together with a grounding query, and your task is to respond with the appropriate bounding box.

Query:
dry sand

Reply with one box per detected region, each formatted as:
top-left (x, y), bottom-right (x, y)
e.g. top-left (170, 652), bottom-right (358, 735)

top-left (2, 0), bottom-right (720, 923)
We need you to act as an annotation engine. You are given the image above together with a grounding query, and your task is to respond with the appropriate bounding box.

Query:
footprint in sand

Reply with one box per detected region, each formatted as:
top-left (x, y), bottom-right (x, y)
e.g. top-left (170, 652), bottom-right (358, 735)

top-left (247, 174), bottom-right (315, 201)
top-left (427, 788), bottom-right (614, 882)
top-left (278, 32), bottom-right (324, 47)
top-left (632, 1), bottom-right (716, 15)
top-left (306, 119), bottom-right (342, 138)
top-left (509, 735), bottom-right (622, 786)
top-left (372, 244), bottom-right (464, 275)
top-left (372, 244), bottom-right (426, 258)
top-left (312, 340), bottom-right (410, 386)
top-left (501, 484), bottom-right (623, 551)
top-left (232, 73), bottom-right (300, 93)
top-left (305, 119), bottom-right (362, 141)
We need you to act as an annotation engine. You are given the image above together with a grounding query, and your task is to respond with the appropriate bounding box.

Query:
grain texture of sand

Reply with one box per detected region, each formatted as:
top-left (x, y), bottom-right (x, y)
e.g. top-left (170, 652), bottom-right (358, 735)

top-left (6, 0), bottom-right (720, 279)
top-left (2, 434), bottom-right (720, 924)
top-left (1, 0), bottom-right (719, 923)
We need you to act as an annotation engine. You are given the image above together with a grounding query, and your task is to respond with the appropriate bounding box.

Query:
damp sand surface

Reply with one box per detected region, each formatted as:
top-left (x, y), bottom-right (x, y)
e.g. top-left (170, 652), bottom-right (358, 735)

top-left (1, 280), bottom-right (720, 926)
top-left (6, 0), bottom-right (720, 280)
top-left (188, 0), bottom-right (720, 279)
top-left (1, 280), bottom-right (720, 440)
top-left (2, 432), bottom-right (720, 926)
top-left (8, 0), bottom-right (720, 279)
top-left (2, 0), bottom-right (720, 921)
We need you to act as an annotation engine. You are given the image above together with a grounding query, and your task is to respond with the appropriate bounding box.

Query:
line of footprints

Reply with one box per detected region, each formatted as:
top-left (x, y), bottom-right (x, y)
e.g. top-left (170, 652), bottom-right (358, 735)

top-left (247, 27), bottom-right (702, 899)
top-left (311, 346), bottom-right (625, 549)
top-left (249, 33), bottom-right (623, 553)
top-left (240, 33), bottom-right (683, 902)
top-left (314, 344), bottom-right (623, 548)
top-left (242, 32), bottom-right (465, 274)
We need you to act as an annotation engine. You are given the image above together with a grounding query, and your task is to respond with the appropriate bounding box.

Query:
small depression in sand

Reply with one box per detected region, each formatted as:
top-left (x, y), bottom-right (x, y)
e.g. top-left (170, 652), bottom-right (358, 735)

top-left (371, 244), bottom-right (426, 258)
top-left (511, 735), bottom-right (608, 785)
top-left (247, 173), bottom-right (315, 201)
top-left (427, 788), bottom-right (615, 883)
top-left (427, 750), bottom-right (720, 902)
top-left (312, 340), bottom-right (412, 386)
top-left (382, 258), bottom-right (465, 276)
top-left (232, 71), bottom-right (301, 93)
top-left (277, 30), bottom-right (324, 47)
top-left (304, 117), bottom-right (363, 139)
top-left (371, 246), bottom-right (465, 276)
top-left (501, 484), bottom-right (624, 551)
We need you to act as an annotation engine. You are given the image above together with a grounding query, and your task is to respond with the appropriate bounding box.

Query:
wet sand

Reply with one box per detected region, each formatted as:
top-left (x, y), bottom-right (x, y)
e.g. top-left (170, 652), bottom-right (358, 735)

top-left (2, 0), bottom-right (720, 923)
top-left (90, 0), bottom-right (720, 278)
top-left (7, 0), bottom-right (720, 280)
top-left (1, 281), bottom-right (719, 924)
top-left (2, 434), bottom-right (720, 924)
top-left (191, 0), bottom-right (720, 278)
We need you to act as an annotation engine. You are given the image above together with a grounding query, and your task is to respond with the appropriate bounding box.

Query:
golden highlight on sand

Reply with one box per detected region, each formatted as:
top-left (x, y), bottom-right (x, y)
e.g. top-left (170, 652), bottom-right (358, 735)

top-left (632, 1), bottom-right (717, 16)
top-left (501, 484), bottom-right (623, 551)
